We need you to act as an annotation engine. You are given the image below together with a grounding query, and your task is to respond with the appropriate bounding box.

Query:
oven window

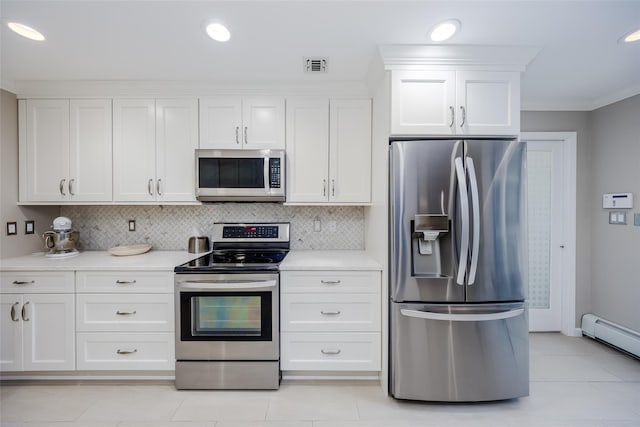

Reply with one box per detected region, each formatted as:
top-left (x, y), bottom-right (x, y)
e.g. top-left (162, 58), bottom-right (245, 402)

top-left (180, 291), bottom-right (272, 341)
top-left (199, 158), bottom-right (265, 189)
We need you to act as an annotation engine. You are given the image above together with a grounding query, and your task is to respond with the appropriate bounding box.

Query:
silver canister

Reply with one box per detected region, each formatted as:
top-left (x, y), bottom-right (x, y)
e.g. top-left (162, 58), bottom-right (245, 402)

top-left (188, 236), bottom-right (210, 253)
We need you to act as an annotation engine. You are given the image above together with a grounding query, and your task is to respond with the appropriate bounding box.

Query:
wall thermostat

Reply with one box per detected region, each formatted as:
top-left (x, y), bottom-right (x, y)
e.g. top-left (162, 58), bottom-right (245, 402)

top-left (603, 193), bottom-right (633, 209)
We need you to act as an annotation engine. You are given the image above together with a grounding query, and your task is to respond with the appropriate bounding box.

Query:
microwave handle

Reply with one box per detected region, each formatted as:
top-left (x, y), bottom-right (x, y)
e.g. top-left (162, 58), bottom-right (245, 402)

top-left (264, 157), bottom-right (270, 190)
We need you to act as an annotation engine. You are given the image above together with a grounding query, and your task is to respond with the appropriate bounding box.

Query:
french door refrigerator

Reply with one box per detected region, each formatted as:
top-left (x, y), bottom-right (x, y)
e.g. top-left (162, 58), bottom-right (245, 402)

top-left (389, 137), bottom-right (529, 402)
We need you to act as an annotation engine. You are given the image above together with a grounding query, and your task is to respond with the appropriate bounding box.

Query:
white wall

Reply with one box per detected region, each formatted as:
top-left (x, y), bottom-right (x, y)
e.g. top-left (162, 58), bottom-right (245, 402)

top-left (0, 89), bottom-right (58, 258)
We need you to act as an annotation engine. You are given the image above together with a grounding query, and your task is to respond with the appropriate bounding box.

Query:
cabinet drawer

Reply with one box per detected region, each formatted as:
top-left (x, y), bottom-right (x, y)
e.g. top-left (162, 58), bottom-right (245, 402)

top-left (281, 293), bottom-right (380, 332)
top-left (76, 332), bottom-right (174, 370)
top-left (281, 271), bottom-right (380, 293)
top-left (281, 332), bottom-right (381, 371)
top-left (0, 271), bottom-right (74, 293)
top-left (76, 294), bottom-right (174, 332)
top-left (76, 271), bottom-right (173, 293)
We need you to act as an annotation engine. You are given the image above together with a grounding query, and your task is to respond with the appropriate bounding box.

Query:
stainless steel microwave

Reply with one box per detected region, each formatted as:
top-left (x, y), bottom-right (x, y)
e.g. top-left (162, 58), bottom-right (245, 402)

top-left (195, 149), bottom-right (285, 202)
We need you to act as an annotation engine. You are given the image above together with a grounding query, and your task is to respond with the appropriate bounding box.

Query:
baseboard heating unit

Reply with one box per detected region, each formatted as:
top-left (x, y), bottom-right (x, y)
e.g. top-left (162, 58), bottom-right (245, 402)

top-left (582, 314), bottom-right (640, 359)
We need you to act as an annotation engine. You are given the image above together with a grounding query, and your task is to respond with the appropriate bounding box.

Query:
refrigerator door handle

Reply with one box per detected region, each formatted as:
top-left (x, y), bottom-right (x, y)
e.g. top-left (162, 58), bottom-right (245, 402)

top-left (454, 157), bottom-right (469, 285)
top-left (400, 308), bottom-right (524, 322)
top-left (466, 157), bottom-right (480, 285)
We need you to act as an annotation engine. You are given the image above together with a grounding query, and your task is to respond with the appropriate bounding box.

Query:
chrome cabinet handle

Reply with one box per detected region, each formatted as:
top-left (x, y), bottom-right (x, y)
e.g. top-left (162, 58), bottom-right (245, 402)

top-left (21, 302), bottom-right (30, 321)
top-left (322, 179), bottom-right (327, 197)
top-left (12, 280), bottom-right (34, 285)
top-left (331, 179), bottom-right (335, 197)
top-left (115, 280), bottom-right (137, 285)
top-left (449, 106), bottom-right (455, 128)
top-left (156, 179), bottom-right (162, 196)
top-left (116, 349), bottom-right (138, 355)
top-left (244, 126), bottom-right (248, 145)
top-left (148, 179), bottom-right (154, 196)
top-left (59, 179), bottom-right (66, 196)
top-left (321, 349), bottom-right (341, 355)
top-left (10, 302), bottom-right (20, 322)
top-left (235, 126), bottom-right (240, 144)
top-left (320, 280), bottom-right (341, 285)
top-left (459, 106), bottom-right (466, 127)
top-left (69, 179), bottom-right (75, 196)
top-left (116, 310), bottom-right (137, 316)
top-left (320, 310), bottom-right (341, 315)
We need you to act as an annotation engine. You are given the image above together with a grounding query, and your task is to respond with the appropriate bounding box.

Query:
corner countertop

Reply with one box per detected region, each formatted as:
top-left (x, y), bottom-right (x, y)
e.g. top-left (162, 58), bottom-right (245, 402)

top-left (0, 250), bottom-right (196, 272)
top-left (280, 250), bottom-right (382, 271)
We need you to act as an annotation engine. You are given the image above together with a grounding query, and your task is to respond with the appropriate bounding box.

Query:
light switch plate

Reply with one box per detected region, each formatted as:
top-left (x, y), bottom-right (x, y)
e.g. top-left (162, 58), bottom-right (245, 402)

top-left (609, 211), bottom-right (627, 225)
top-left (128, 220), bottom-right (136, 231)
top-left (25, 220), bottom-right (34, 234)
top-left (6, 222), bottom-right (17, 235)
top-left (635, 213), bottom-right (640, 227)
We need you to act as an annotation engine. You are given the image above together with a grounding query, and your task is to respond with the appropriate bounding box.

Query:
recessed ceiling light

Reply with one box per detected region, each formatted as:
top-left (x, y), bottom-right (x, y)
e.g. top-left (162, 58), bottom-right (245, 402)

top-left (429, 19), bottom-right (461, 42)
top-left (7, 22), bottom-right (45, 41)
top-left (621, 28), bottom-right (640, 43)
top-left (205, 22), bottom-right (231, 42)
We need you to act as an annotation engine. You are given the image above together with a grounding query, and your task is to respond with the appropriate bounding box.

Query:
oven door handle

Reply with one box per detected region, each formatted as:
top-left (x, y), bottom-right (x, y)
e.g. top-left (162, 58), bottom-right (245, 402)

top-left (177, 279), bottom-right (277, 290)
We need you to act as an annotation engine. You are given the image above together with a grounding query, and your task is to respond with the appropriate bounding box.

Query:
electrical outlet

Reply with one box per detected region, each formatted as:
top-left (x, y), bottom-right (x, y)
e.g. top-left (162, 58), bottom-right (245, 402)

top-left (24, 220), bottom-right (35, 234)
top-left (128, 220), bottom-right (136, 231)
top-left (328, 221), bottom-right (337, 232)
top-left (635, 213), bottom-right (640, 227)
top-left (313, 218), bottom-right (321, 232)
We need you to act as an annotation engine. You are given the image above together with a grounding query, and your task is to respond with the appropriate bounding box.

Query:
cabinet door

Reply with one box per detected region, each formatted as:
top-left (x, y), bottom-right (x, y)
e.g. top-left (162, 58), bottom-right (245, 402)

top-left (285, 97), bottom-right (329, 202)
top-left (113, 99), bottom-right (156, 202)
top-left (390, 70), bottom-right (456, 135)
top-left (69, 99), bottom-right (113, 202)
top-left (0, 295), bottom-right (23, 372)
top-left (242, 97), bottom-right (285, 150)
top-left (156, 98), bottom-right (198, 201)
top-left (456, 71), bottom-right (520, 135)
top-left (329, 100), bottom-right (372, 203)
top-left (199, 97), bottom-right (242, 149)
top-left (23, 99), bottom-right (70, 201)
top-left (22, 294), bottom-right (75, 371)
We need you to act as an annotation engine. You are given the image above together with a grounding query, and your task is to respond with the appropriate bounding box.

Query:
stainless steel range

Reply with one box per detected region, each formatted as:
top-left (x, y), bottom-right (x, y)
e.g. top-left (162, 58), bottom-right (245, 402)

top-left (174, 222), bottom-right (289, 390)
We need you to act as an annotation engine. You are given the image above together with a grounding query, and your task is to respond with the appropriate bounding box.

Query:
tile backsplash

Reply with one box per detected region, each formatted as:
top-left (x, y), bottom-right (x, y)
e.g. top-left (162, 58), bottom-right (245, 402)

top-left (61, 204), bottom-right (364, 251)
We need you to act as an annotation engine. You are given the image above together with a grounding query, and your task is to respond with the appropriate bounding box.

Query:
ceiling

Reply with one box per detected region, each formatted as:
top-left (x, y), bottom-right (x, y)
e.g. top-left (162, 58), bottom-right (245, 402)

top-left (1, 0), bottom-right (639, 110)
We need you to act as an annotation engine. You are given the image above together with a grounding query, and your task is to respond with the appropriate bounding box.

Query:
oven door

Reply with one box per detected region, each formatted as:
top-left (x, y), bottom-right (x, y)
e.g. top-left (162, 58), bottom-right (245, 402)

top-left (175, 273), bottom-right (279, 361)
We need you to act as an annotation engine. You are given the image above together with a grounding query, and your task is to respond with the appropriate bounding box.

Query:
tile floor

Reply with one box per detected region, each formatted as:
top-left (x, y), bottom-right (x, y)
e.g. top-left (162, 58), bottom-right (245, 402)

top-left (1, 333), bottom-right (639, 427)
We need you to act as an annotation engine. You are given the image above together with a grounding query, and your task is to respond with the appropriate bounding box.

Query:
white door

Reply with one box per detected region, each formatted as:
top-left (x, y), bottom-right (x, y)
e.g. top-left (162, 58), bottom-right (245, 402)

top-left (22, 294), bottom-right (75, 371)
top-left (24, 99), bottom-right (70, 201)
top-left (526, 139), bottom-right (564, 331)
top-left (0, 295), bottom-right (23, 372)
top-left (329, 99), bottom-right (372, 203)
top-left (285, 97), bottom-right (329, 203)
top-left (113, 99), bottom-right (156, 202)
top-left (199, 97), bottom-right (242, 149)
top-left (242, 97), bottom-right (285, 150)
top-left (69, 99), bottom-right (113, 202)
top-left (155, 98), bottom-right (198, 202)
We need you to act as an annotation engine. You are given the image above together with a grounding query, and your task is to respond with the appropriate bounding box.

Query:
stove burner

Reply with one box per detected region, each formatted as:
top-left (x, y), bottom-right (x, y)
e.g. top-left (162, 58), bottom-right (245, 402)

top-left (177, 249), bottom-right (288, 271)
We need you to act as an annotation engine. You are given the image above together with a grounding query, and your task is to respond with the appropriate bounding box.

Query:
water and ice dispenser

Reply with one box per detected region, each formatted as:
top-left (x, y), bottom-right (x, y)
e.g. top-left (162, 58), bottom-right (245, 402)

top-left (412, 214), bottom-right (450, 276)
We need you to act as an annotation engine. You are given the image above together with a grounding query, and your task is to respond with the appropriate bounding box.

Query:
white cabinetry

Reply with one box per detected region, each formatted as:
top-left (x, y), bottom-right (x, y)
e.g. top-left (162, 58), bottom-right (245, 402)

top-left (391, 70), bottom-right (520, 135)
top-left (199, 97), bottom-right (285, 149)
top-left (113, 98), bottom-right (198, 202)
top-left (19, 99), bottom-right (112, 202)
top-left (280, 270), bottom-right (381, 371)
top-left (0, 272), bottom-right (75, 372)
top-left (75, 271), bottom-right (174, 370)
top-left (286, 98), bottom-right (371, 204)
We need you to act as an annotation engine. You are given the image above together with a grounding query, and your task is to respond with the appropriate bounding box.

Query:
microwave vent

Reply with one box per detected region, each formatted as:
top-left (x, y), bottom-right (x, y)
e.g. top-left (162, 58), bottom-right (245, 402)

top-left (304, 57), bottom-right (328, 74)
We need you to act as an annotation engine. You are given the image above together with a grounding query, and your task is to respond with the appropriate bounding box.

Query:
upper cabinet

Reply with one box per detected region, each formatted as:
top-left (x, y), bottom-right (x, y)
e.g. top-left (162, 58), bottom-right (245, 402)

top-left (113, 98), bottom-right (198, 202)
top-left (199, 96), bottom-right (285, 150)
top-left (391, 70), bottom-right (520, 135)
top-left (286, 98), bottom-right (371, 204)
top-left (19, 99), bottom-right (112, 202)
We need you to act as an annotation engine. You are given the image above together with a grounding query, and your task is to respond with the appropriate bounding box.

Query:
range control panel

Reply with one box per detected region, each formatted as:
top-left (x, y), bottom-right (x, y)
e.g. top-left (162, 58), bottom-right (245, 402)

top-left (222, 225), bottom-right (279, 239)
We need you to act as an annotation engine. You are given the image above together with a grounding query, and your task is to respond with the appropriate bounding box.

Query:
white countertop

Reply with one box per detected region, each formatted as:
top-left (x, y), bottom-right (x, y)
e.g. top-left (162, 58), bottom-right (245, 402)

top-left (280, 250), bottom-right (382, 271)
top-left (0, 250), bottom-right (196, 271)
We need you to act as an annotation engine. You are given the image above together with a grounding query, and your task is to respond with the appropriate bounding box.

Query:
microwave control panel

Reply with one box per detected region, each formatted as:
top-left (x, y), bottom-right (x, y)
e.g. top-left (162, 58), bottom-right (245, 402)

top-left (269, 158), bottom-right (281, 188)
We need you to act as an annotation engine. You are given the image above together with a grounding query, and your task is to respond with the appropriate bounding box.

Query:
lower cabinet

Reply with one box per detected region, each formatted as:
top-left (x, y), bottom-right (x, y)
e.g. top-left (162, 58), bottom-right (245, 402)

top-left (280, 270), bottom-right (381, 372)
top-left (75, 270), bottom-right (175, 371)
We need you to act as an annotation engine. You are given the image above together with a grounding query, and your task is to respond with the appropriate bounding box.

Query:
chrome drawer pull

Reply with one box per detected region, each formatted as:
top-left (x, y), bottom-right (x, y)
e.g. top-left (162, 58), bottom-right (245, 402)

top-left (12, 280), bottom-right (34, 285)
top-left (116, 349), bottom-right (138, 355)
top-left (116, 310), bottom-right (137, 316)
top-left (115, 280), bottom-right (137, 285)
top-left (321, 349), bottom-right (341, 355)
top-left (320, 310), bottom-right (341, 315)
top-left (10, 302), bottom-right (20, 321)
top-left (320, 280), bottom-right (341, 285)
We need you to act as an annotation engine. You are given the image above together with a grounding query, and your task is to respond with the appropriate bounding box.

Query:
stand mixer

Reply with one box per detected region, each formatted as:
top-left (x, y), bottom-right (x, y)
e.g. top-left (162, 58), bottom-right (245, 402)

top-left (43, 216), bottom-right (80, 258)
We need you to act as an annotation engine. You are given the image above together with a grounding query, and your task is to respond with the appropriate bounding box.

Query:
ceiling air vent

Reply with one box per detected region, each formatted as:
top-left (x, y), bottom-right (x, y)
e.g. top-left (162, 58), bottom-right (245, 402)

top-left (304, 57), bottom-right (328, 74)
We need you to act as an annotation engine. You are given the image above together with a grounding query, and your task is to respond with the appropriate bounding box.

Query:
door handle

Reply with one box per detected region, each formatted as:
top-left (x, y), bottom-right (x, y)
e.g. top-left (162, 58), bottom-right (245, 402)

top-left (59, 179), bottom-right (66, 196)
top-left (454, 157), bottom-right (469, 285)
top-left (235, 126), bottom-right (240, 144)
top-left (21, 302), bottom-right (30, 321)
top-left (400, 308), bottom-right (524, 322)
top-left (449, 106), bottom-right (455, 128)
top-left (148, 179), bottom-right (154, 196)
top-left (244, 126), bottom-right (248, 145)
top-left (459, 106), bottom-right (466, 127)
top-left (331, 179), bottom-right (335, 197)
top-left (69, 179), bottom-right (75, 196)
top-left (322, 179), bottom-right (327, 197)
top-left (466, 157), bottom-right (480, 285)
top-left (156, 179), bottom-right (163, 196)
top-left (10, 302), bottom-right (20, 321)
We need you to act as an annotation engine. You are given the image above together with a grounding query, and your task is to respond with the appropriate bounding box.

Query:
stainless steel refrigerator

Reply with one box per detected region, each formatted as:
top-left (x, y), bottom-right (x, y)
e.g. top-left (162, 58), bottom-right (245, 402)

top-left (389, 137), bottom-right (529, 402)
